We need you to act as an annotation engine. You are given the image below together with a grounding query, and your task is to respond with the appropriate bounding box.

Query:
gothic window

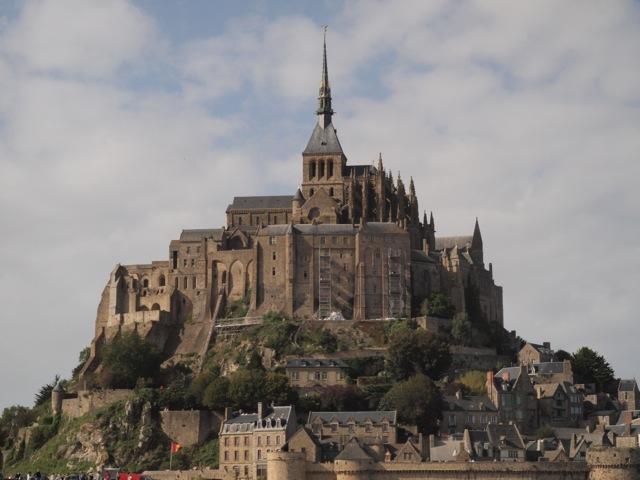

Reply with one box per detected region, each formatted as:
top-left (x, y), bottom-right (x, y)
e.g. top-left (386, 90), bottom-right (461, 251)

top-left (272, 252), bottom-right (277, 261)
top-left (172, 251), bottom-right (178, 269)
top-left (319, 160), bottom-right (325, 177)
top-left (159, 275), bottom-right (166, 287)
top-left (329, 187), bottom-right (334, 197)
top-left (183, 276), bottom-right (188, 289)
top-left (143, 278), bottom-right (149, 288)
top-left (308, 207), bottom-right (320, 220)
top-left (274, 215), bottom-right (278, 223)
top-left (192, 276), bottom-right (197, 289)
top-left (328, 161), bottom-right (334, 177)
top-left (174, 277), bottom-right (179, 288)
top-left (238, 217), bottom-right (243, 226)
top-left (186, 247), bottom-right (191, 254)
top-left (191, 258), bottom-right (195, 267)
top-left (310, 188), bottom-right (315, 196)
top-left (309, 160), bottom-right (316, 178)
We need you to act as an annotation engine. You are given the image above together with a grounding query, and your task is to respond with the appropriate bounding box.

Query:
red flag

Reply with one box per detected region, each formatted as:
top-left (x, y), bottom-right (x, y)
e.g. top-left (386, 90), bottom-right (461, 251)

top-left (170, 442), bottom-right (181, 454)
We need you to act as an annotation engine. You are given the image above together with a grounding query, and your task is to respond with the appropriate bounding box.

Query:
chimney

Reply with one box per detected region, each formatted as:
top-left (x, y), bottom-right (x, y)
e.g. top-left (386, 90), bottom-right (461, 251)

top-left (537, 439), bottom-right (545, 454)
top-left (543, 342), bottom-right (551, 350)
top-left (258, 402), bottom-right (263, 420)
top-left (224, 407), bottom-right (231, 421)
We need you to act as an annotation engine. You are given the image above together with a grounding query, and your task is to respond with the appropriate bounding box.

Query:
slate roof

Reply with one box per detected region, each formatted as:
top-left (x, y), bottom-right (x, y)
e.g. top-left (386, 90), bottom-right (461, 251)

top-left (308, 411), bottom-right (397, 425)
top-left (435, 236), bottom-right (472, 250)
top-left (227, 195), bottom-right (293, 211)
top-left (222, 406), bottom-right (293, 433)
top-left (335, 438), bottom-right (372, 461)
top-left (444, 395), bottom-right (497, 412)
top-left (486, 424), bottom-right (525, 449)
top-left (619, 379), bottom-right (638, 391)
top-left (411, 250), bottom-right (437, 263)
top-left (180, 229), bottom-right (224, 241)
top-left (286, 358), bottom-right (348, 369)
top-left (531, 362), bottom-right (567, 375)
top-left (361, 222), bottom-right (406, 234)
top-left (303, 123), bottom-right (344, 155)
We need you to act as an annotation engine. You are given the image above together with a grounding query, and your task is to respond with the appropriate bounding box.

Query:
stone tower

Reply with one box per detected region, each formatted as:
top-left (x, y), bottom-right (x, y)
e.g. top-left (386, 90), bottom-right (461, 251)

top-left (587, 446), bottom-right (640, 480)
top-left (51, 381), bottom-right (64, 415)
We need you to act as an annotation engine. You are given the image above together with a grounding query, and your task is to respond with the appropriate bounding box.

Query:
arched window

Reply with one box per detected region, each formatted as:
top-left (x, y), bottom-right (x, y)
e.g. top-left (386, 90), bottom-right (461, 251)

top-left (143, 278), bottom-right (149, 288)
top-left (310, 188), bottom-right (315, 196)
top-left (175, 277), bottom-right (179, 288)
top-left (328, 161), bottom-right (333, 177)
top-left (159, 275), bottom-right (166, 287)
top-left (309, 160), bottom-right (316, 178)
top-left (192, 276), bottom-right (197, 289)
top-left (329, 187), bottom-right (334, 197)
top-left (318, 160), bottom-right (325, 177)
top-left (183, 276), bottom-right (188, 289)
top-left (238, 217), bottom-right (243, 226)
top-left (151, 303), bottom-right (160, 311)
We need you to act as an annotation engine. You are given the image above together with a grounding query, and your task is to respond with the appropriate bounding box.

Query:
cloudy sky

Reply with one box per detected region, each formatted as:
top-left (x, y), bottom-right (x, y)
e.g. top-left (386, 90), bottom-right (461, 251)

top-left (0, 0), bottom-right (639, 410)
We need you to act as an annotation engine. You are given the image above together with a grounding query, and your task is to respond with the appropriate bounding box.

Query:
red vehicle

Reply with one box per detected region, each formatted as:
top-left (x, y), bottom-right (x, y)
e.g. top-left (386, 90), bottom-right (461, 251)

top-left (117, 474), bottom-right (142, 480)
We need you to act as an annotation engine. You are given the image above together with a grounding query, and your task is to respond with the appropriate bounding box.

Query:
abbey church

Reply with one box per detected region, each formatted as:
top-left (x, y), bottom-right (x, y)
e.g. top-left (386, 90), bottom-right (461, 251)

top-left (81, 39), bottom-right (503, 374)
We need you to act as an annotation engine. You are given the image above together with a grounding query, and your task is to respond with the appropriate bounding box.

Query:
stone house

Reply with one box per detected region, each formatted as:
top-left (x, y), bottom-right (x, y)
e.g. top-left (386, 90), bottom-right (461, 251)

top-left (219, 403), bottom-right (296, 480)
top-left (535, 382), bottom-right (584, 427)
top-left (441, 390), bottom-right (498, 434)
top-left (306, 411), bottom-right (398, 447)
top-left (529, 360), bottom-right (574, 384)
top-left (486, 367), bottom-right (538, 434)
top-left (288, 412), bottom-right (426, 464)
top-left (463, 423), bottom-right (527, 461)
top-left (618, 379), bottom-right (640, 411)
top-left (285, 358), bottom-right (348, 390)
top-left (518, 342), bottom-right (554, 365)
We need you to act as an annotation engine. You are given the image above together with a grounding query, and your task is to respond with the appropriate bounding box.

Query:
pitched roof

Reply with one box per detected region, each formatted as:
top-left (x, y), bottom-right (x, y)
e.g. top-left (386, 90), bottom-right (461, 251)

top-left (222, 405), bottom-right (293, 433)
top-left (443, 395), bottom-right (497, 412)
top-left (286, 358), bottom-right (348, 368)
top-left (361, 222), bottom-right (406, 234)
top-left (486, 424), bottom-right (525, 449)
top-left (308, 411), bottom-right (396, 425)
top-left (335, 438), bottom-right (372, 461)
top-left (180, 228), bottom-right (224, 241)
top-left (303, 123), bottom-right (344, 155)
top-left (619, 379), bottom-right (638, 392)
top-left (531, 362), bottom-right (567, 375)
top-left (227, 195), bottom-right (293, 211)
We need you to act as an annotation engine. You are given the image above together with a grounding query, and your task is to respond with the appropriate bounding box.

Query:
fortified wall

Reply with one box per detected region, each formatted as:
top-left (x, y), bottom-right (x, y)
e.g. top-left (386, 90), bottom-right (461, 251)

top-left (53, 389), bottom-right (134, 418)
top-left (266, 447), bottom-right (640, 480)
top-left (160, 410), bottom-right (222, 447)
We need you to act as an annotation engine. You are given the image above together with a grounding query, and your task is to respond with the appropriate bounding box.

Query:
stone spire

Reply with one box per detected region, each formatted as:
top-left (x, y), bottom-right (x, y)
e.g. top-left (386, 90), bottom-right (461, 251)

top-left (317, 26), bottom-right (333, 129)
top-left (471, 217), bottom-right (484, 264)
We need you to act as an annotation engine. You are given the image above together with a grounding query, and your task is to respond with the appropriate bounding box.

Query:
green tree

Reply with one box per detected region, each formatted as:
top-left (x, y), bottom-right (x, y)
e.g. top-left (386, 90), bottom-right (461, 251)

top-left (379, 374), bottom-right (443, 434)
top-left (263, 372), bottom-right (298, 406)
top-left (457, 370), bottom-right (487, 395)
top-left (420, 293), bottom-right (455, 319)
top-left (554, 349), bottom-right (573, 362)
top-left (71, 346), bottom-right (91, 378)
top-left (318, 330), bottom-right (338, 353)
top-left (318, 385), bottom-right (369, 411)
top-left (34, 375), bottom-right (60, 407)
top-left (386, 329), bottom-right (451, 381)
top-left (101, 332), bottom-right (164, 388)
top-left (572, 347), bottom-right (615, 392)
top-left (451, 313), bottom-right (472, 345)
top-left (0, 406), bottom-right (36, 448)
top-left (202, 376), bottom-right (231, 410)
top-left (535, 424), bottom-right (555, 439)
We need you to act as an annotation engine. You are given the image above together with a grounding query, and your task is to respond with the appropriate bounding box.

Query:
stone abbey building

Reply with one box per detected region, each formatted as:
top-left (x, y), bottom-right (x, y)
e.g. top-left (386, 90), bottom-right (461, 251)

top-left (81, 39), bottom-right (503, 374)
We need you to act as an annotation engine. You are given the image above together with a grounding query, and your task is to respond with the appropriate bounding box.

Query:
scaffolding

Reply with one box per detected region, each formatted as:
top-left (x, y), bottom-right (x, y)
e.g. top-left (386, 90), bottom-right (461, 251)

top-left (318, 248), bottom-right (332, 319)
top-left (388, 248), bottom-right (404, 318)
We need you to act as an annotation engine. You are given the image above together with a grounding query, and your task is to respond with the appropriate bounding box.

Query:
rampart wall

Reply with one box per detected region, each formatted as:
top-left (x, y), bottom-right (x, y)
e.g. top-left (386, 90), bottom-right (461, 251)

top-left (61, 389), bottom-right (134, 418)
top-left (160, 410), bottom-right (222, 447)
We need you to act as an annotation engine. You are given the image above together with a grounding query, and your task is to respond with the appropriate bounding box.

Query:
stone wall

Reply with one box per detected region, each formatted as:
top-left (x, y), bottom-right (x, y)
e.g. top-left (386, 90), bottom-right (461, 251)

top-left (265, 454), bottom-right (592, 480)
top-left (61, 389), bottom-right (134, 418)
top-left (160, 410), bottom-right (222, 447)
top-left (587, 446), bottom-right (640, 480)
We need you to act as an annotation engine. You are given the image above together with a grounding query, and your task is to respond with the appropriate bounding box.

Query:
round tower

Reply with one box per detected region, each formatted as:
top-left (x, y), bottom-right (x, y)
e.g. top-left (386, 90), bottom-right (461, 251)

top-left (587, 446), bottom-right (640, 480)
top-left (266, 451), bottom-right (306, 480)
top-left (334, 458), bottom-right (372, 480)
top-left (51, 382), bottom-right (64, 415)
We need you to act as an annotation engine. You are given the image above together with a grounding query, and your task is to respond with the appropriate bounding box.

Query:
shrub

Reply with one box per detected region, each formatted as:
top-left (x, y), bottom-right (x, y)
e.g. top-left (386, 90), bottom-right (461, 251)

top-left (420, 293), bottom-right (455, 319)
top-left (386, 329), bottom-right (451, 381)
top-left (101, 332), bottom-right (164, 388)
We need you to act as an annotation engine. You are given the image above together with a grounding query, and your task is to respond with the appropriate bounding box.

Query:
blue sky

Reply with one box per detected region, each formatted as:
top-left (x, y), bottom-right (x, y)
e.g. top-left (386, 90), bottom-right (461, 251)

top-left (0, 0), bottom-right (639, 409)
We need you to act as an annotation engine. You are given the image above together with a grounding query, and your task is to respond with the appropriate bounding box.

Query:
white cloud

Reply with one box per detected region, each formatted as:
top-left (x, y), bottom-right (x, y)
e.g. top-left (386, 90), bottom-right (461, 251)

top-left (1, 0), bottom-right (639, 408)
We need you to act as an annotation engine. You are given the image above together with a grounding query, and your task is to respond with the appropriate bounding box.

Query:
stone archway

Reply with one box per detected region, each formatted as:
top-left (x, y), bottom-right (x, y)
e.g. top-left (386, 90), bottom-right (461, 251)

top-left (228, 260), bottom-right (245, 302)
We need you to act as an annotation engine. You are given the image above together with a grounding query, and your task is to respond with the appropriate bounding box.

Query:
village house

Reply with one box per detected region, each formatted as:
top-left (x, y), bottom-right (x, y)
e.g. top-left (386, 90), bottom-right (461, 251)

top-left (486, 367), bottom-right (538, 434)
top-left (441, 390), bottom-right (498, 434)
top-left (535, 382), bottom-right (584, 427)
top-left (285, 357), bottom-right (348, 390)
top-left (518, 341), bottom-right (554, 365)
